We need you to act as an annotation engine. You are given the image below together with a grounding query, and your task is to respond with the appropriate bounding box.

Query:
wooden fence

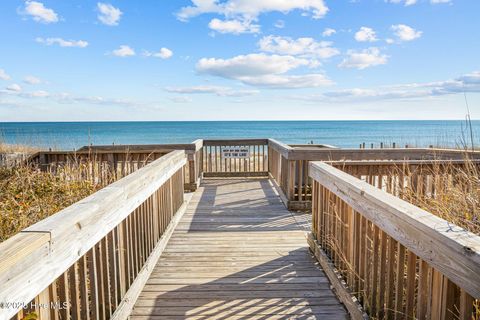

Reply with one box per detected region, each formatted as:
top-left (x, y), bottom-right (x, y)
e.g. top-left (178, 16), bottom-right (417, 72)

top-left (28, 140), bottom-right (203, 192)
top-left (331, 159), bottom-right (480, 199)
top-left (0, 153), bottom-right (30, 168)
top-left (202, 139), bottom-right (268, 176)
top-left (309, 161), bottom-right (480, 320)
top-left (0, 150), bottom-right (188, 320)
top-left (268, 138), bottom-right (480, 210)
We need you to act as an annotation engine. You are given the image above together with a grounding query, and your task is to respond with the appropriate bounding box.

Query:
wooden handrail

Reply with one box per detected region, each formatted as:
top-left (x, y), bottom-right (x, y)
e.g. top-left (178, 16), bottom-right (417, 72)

top-left (267, 138), bottom-right (293, 158)
top-left (290, 144), bottom-right (338, 149)
top-left (287, 147), bottom-right (480, 161)
top-left (267, 136), bottom-right (480, 161)
top-left (76, 140), bottom-right (204, 153)
top-left (326, 159), bottom-right (480, 165)
top-left (0, 150), bottom-right (187, 319)
top-left (203, 138), bottom-right (269, 146)
top-left (309, 161), bottom-right (480, 319)
top-left (0, 232), bottom-right (50, 274)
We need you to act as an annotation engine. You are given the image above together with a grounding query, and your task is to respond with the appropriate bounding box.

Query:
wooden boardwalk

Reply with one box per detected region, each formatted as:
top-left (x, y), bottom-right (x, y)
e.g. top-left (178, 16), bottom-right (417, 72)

top-left (132, 178), bottom-right (348, 320)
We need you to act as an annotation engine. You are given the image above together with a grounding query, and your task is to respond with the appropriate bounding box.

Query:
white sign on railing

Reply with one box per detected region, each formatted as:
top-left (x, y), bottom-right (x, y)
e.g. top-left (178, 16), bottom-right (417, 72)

top-left (222, 147), bottom-right (250, 159)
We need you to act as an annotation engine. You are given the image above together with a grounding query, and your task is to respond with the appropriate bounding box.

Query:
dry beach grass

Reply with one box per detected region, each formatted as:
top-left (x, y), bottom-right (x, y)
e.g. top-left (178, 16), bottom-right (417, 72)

top-left (0, 165), bottom-right (100, 242)
top-left (0, 142), bottom-right (39, 154)
top-left (398, 158), bottom-right (480, 235)
top-left (0, 141), bottom-right (102, 241)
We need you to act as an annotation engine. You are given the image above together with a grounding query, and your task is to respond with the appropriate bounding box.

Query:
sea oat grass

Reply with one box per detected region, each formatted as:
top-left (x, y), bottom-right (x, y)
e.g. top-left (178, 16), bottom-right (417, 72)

top-left (0, 142), bottom-right (39, 154)
top-left (398, 159), bottom-right (480, 235)
top-left (0, 165), bottom-right (101, 242)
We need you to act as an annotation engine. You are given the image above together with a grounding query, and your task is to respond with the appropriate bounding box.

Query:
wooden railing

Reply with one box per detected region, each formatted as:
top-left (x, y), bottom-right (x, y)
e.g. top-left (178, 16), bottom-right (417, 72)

top-left (29, 150), bottom-right (167, 185)
top-left (268, 139), bottom-right (318, 210)
top-left (0, 153), bottom-right (30, 168)
top-left (0, 150), bottom-right (188, 320)
top-left (308, 161), bottom-right (480, 320)
top-left (28, 140), bottom-right (203, 192)
top-left (202, 139), bottom-right (268, 176)
top-left (331, 159), bottom-right (480, 199)
top-left (268, 138), bottom-right (480, 210)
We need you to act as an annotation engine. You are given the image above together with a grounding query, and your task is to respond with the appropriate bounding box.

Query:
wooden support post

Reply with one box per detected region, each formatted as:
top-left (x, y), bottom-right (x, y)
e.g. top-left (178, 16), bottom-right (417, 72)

top-left (287, 160), bottom-right (296, 202)
top-left (37, 287), bottom-right (51, 320)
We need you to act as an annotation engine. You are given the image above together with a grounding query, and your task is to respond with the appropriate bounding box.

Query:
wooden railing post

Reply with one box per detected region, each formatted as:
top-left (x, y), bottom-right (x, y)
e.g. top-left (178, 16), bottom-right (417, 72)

top-left (287, 160), bottom-right (295, 202)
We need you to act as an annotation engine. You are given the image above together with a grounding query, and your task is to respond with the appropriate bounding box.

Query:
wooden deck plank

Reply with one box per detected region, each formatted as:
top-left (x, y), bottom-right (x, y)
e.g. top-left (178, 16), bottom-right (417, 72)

top-left (130, 314), bottom-right (348, 320)
top-left (132, 178), bottom-right (348, 319)
top-left (134, 297), bottom-right (342, 307)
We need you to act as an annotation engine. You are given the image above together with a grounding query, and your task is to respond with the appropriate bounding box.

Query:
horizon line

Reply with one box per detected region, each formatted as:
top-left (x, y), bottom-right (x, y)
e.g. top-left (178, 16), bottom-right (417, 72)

top-left (1, 119), bottom-right (480, 123)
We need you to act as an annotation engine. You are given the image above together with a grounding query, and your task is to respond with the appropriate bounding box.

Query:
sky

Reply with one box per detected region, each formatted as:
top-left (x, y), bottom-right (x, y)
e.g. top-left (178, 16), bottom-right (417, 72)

top-left (0, 0), bottom-right (479, 121)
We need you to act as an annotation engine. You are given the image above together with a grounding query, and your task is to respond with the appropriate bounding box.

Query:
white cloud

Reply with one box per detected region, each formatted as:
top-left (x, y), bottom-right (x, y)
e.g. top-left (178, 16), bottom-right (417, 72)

top-left (178, 0), bottom-right (329, 20)
top-left (354, 27), bottom-right (378, 42)
top-left (177, 0), bottom-right (219, 20)
top-left (169, 96), bottom-right (193, 103)
top-left (0, 69), bottom-right (11, 81)
top-left (12, 90), bottom-right (50, 98)
top-left (274, 20), bottom-right (285, 29)
top-left (339, 47), bottom-right (388, 70)
top-left (196, 53), bottom-right (332, 88)
top-left (391, 24), bottom-right (422, 41)
top-left (291, 88), bottom-right (428, 103)
top-left (208, 18), bottom-right (260, 34)
top-left (3, 88), bottom-right (146, 109)
top-left (36, 37), bottom-right (89, 48)
top-left (23, 75), bottom-right (42, 85)
top-left (388, 0), bottom-right (451, 4)
top-left (165, 85), bottom-right (259, 97)
top-left (6, 84), bottom-right (22, 92)
top-left (322, 28), bottom-right (336, 37)
top-left (291, 71), bottom-right (480, 102)
top-left (144, 48), bottom-right (173, 59)
top-left (112, 45), bottom-right (135, 57)
top-left (23, 1), bottom-right (58, 23)
top-left (177, 0), bottom-right (328, 34)
top-left (197, 54), bottom-right (309, 77)
top-left (242, 73), bottom-right (332, 88)
top-left (386, 0), bottom-right (418, 6)
top-left (55, 93), bottom-right (137, 107)
top-left (322, 88), bottom-right (427, 100)
top-left (97, 3), bottom-right (122, 26)
top-left (28, 90), bottom-right (49, 97)
top-left (386, 38), bottom-right (395, 44)
top-left (258, 35), bottom-right (339, 59)
top-left (456, 71), bottom-right (480, 85)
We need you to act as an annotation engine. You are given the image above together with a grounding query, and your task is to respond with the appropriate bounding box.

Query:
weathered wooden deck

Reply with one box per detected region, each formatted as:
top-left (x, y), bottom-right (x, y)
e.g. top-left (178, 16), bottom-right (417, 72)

top-left (131, 178), bottom-right (348, 319)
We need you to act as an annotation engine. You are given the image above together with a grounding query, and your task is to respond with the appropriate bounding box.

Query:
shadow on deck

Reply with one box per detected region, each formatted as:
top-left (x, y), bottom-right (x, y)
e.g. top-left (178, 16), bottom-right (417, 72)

top-left (131, 178), bottom-right (349, 319)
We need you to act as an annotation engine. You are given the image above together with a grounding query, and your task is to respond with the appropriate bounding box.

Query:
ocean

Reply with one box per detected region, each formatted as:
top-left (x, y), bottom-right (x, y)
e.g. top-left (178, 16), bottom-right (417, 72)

top-left (0, 121), bottom-right (479, 150)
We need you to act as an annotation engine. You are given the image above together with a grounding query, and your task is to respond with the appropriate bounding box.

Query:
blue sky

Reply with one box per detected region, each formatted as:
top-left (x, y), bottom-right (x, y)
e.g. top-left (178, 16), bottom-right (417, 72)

top-left (0, 0), bottom-right (479, 121)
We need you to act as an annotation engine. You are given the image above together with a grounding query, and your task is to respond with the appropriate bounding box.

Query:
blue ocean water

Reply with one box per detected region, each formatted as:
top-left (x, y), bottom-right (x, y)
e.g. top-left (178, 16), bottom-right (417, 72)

top-left (0, 121), bottom-right (479, 150)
